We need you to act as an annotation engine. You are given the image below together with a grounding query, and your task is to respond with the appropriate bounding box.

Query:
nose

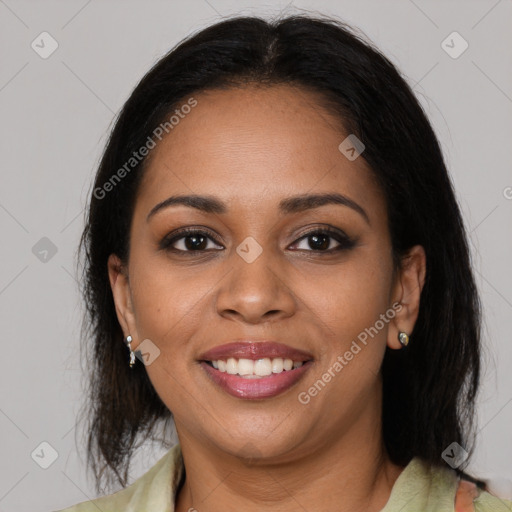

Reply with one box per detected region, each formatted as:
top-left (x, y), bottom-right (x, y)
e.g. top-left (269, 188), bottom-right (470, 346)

top-left (215, 243), bottom-right (296, 325)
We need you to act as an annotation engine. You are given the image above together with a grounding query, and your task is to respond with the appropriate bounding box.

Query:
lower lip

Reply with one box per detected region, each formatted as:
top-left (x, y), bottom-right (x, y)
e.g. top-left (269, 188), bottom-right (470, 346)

top-left (200, 361), bottom-right (312, 399)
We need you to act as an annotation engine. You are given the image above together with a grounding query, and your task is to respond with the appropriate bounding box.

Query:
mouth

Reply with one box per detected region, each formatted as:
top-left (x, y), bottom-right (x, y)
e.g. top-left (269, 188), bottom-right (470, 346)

top-left (204, 357), bottom-right (307, 376)
top-left (198, 341), bottom-right (314, 399)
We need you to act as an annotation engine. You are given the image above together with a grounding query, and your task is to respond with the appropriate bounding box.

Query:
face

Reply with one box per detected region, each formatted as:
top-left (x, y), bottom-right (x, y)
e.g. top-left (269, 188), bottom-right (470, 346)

top-left (109, 84), bottom-right (425, 463)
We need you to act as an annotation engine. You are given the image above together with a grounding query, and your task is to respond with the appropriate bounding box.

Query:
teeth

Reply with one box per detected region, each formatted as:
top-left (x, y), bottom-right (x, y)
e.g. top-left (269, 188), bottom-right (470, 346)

top-left (238, 358), bottom-right (254, 375)
top-left (226, 357), bottom-right (238, 375)
top-left (209, 357), bottom-right (305, 377)
top-left (254, 358), bottom-right (272, 376)
top-left (271, 358), bottom-right (284, 373)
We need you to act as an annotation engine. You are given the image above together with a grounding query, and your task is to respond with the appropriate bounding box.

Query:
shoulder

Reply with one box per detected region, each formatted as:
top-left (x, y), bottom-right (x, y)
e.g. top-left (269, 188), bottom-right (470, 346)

top-left (382, 457), bottom-right (512, 512)
top-left (473, 487), bottom-right (512, 511)
top-left (53, 444), bottom-right (183, 512)
top-left (441, 464), bottom-right (512, 512)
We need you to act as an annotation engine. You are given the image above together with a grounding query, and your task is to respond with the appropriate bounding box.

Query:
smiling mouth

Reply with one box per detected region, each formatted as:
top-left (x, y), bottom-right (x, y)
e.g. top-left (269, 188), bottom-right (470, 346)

top-left (200, 357), bottom-right (314, 399)
top-left (203, 357), bottom-right (310, 378)
top-left (198, 341), bottom-right (314, 399)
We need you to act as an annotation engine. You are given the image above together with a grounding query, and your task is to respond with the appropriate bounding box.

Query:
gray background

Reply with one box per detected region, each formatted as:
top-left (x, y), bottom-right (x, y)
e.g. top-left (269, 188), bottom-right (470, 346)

top-left (0, 1), bottom-right (511, 511)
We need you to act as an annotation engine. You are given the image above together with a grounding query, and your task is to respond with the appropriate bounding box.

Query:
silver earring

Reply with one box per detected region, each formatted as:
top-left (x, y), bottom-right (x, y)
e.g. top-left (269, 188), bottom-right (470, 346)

top-left (125, 335), bottom-right (136, 367)
top-left (398, 331), bottom-right (409, 348)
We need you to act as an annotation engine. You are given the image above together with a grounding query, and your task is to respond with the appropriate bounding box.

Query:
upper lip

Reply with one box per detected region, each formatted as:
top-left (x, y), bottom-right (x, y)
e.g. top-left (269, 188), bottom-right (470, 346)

top-left (199, 341), bottom-right (314, 362)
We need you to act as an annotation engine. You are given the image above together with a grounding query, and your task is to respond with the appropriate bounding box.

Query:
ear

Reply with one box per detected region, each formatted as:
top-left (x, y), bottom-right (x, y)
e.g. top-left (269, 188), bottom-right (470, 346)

top-left (107, 253), bottom-right (140, 349)
top-left (387, 245), bottom-right (426, 350)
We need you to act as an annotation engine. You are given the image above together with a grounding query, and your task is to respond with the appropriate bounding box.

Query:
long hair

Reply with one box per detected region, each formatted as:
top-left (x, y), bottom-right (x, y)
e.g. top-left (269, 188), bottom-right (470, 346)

top-left (76, 13), bottom-right (481, 493)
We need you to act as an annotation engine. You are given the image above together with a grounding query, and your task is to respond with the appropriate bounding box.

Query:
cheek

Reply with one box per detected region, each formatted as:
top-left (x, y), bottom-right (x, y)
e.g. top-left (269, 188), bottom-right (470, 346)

top-left (128, 256), bottom-right (212, 354)
top-left (310, 250), bottom-right (393, 343)
top-left (303, 255), bottom-right (392, 410)
top-left (127, 260), bottom-right (209, 411)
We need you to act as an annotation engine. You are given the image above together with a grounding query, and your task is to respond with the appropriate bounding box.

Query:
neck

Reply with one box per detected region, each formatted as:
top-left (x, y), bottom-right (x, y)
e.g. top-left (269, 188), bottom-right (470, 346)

top-left (174, 412), bottom-right (405, 512)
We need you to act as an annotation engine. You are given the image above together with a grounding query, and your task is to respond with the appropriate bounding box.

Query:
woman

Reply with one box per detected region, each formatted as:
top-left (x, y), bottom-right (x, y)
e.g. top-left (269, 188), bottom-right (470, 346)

top-left (56, 13), bottom-right (511, 512)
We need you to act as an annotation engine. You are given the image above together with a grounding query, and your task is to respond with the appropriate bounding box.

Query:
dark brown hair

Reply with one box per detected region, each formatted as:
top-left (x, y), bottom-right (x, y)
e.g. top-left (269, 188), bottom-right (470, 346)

top-left (75, 13), bottom-right (481, 494)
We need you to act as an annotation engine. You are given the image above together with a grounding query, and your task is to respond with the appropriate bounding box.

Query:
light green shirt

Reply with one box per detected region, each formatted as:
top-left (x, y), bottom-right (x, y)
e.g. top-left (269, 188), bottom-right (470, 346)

top-left (55, 443), bottom-right (512, 511)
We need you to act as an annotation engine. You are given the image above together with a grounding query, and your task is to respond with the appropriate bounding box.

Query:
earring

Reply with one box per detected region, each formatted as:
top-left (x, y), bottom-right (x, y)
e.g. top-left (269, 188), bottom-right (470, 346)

top-left (398, 331), bottom-right (409, 348)
top-left (125, 335), bottom-right (136, 367)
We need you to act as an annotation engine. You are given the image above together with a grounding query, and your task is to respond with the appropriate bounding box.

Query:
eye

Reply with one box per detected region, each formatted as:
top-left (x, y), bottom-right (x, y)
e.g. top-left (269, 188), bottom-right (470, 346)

top-left (289, 228), bottom-right (355, 253)
top-left (160, 228), bottom-right (223, 253)
top-left (160, 226), bottom-right (355, 254)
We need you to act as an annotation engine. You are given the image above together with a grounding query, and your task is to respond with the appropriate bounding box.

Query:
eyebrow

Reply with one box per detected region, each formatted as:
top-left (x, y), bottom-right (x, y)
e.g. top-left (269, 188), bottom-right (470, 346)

top-left (146, 192), bottom-right (370, 224)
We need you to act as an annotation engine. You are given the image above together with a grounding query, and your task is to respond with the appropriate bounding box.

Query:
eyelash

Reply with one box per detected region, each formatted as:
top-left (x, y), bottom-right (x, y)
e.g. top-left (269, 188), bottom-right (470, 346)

top-left (159, 226), bottom-right (356, 255)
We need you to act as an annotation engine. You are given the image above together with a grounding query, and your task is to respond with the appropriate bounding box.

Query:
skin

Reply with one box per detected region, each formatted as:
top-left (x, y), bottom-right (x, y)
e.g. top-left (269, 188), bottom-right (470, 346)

top-left (108, 83), bottom-right (426, 512)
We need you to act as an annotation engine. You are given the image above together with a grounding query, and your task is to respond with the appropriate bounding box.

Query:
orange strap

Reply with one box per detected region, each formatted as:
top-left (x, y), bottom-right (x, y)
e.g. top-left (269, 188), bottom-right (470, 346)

top-left (455, 479), bottom-right (480, 512)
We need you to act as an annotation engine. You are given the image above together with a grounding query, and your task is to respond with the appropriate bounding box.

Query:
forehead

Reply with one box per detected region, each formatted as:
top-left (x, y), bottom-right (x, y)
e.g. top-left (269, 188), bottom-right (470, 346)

top-left (135, 84), bottom-right (384, 219)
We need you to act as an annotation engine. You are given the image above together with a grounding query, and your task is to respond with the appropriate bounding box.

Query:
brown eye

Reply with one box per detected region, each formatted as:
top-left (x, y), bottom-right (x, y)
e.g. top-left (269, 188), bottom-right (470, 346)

top-left (160, 226), bottom-right (355, 255)
top-left (160, 228), bottom-right (223, 253)
top-left (290, 228), bottom-right (355, 253)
